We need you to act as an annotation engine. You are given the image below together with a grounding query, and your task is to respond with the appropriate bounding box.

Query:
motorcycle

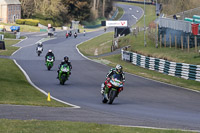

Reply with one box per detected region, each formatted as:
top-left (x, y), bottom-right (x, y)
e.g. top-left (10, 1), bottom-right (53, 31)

top-left (36, 46), bottom-right (43, 56)
top-left (66, 33), bottom-right (69, 38)
top-left (69, 32), bottom-right (72, 37)
top-left (46, 56), bottom-right (54, 70)
top-left (58, 64), bottom-right (70, 85)
top-left (74, 33), bottom-right (77, 38)
top-left (101, 74), bottom-right (123, 104)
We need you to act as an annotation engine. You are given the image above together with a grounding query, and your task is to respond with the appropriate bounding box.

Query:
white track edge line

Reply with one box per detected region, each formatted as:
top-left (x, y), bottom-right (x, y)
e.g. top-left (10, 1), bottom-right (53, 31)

top-left (119, 125), bottom-right (200, 133)
top-left (12, 37), bottom-right (80, 108)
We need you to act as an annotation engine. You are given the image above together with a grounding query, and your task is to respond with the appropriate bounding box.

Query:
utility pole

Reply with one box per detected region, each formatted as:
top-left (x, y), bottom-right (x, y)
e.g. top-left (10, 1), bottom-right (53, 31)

top-left (155, 0), bottom-right (158, 48)
top-left (144, 0), bottom-right (147, 47)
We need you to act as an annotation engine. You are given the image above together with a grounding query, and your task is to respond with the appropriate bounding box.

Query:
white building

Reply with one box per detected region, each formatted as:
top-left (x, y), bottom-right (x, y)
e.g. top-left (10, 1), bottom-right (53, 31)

top-left (0, 0), bottom-right (21, 23)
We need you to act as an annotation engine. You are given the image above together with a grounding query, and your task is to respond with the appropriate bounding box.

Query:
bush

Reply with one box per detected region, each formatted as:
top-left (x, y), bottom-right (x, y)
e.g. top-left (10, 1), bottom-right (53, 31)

top-left (24, 19), bottom-right (39, 26)
top-left (16, 19), bottom-right (25, 25)
top-left (38, 19), bottom-right (63, 27)
top-left (16, 19), bottom-right (39, 26)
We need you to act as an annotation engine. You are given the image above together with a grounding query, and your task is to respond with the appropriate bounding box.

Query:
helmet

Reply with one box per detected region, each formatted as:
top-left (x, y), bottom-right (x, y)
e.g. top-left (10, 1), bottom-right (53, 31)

top-left (64, 56), bottom-right (69, 62)
top-left (39, 42), bottom-right (42, 45)
top-left (48, 49), bottom-right (52, 53)
top-left (116, 64), bottom-right (122, 74)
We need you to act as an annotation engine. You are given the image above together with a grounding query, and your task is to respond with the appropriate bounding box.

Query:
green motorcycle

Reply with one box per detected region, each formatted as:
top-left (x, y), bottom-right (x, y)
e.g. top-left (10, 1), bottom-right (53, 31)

top-left (46, 56), bottom-right (54, 70)
top-left (58, 64), bottom-right (70, 85)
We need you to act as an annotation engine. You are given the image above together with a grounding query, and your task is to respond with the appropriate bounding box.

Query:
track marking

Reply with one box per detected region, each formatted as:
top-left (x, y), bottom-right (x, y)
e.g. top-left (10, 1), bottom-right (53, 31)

top-left (119, 125), bottom-right (200, 133)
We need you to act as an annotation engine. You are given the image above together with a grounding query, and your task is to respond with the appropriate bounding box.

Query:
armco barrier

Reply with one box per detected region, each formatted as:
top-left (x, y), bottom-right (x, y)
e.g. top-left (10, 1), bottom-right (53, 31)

top-left (121, 49), bottom-right (200, 82)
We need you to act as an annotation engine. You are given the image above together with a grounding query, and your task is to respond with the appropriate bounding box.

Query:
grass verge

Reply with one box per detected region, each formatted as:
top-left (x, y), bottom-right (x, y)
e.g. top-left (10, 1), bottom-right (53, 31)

top-left (77, 32), bottom-right (114, 56)
top-left (114, 6), bottom-right (124, 20)
top-left (0, 58), bottom-right (68, 107)
top-left (0, 40), bottom-right (20, 56)
top-left (119, 32), bottom-right (200, 65)
top-left (0, 22), bottom-right (40, 32)
top-left (0, 119), bottom-right (194, 133)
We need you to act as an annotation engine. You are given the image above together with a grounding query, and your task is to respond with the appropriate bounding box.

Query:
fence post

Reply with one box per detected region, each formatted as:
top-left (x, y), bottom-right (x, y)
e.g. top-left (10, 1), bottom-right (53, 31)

top-left (175, 35), bottom-right (177, 49)
top-left (164, 34), bottom-right (166, 48)
top-left (181, 36), bottom-right (183, 50)
top-left (160, 34), bottom-right (162, 48)
top-left (195, 36), bottom-right (197, 53)
top-left (187, 36), bottom-right (190, 52)
top-left (169, 34), bottom-right (171, 48)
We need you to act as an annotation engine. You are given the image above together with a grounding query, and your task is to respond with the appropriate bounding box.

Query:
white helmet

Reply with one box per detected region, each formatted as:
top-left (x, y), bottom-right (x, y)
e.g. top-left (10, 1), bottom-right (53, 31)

top-left (48, 49), bottom-right (52, 53)
top-left (116, 64), bottom-right (122, 74)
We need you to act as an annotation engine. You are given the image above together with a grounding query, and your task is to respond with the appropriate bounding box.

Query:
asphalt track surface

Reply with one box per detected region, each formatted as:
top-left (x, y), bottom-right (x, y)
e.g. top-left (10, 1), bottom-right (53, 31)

top-left (1, 3), bottom-right (200, 131)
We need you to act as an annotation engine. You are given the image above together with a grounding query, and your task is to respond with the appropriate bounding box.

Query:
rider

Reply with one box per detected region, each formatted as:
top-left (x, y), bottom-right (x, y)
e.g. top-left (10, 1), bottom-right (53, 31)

top-left (83, 30), bottom-right (86, 36)
top-left (45, 49), bottom-right (55, 61)
top-left (74, 32), bottom-right (77, 38)
top-left (57, 56), bottom-right (72, 78)
top-left (36, 42), bottom-right (43, 51)
top-left (101, 64), bottom-right (125, 94)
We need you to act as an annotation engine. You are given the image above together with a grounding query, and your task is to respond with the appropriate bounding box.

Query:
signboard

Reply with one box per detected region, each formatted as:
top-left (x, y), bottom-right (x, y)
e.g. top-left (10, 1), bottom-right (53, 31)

top-left (106, 21), bottom-right (127, 27)
top-left (48, 24), bottom-right (51, 28)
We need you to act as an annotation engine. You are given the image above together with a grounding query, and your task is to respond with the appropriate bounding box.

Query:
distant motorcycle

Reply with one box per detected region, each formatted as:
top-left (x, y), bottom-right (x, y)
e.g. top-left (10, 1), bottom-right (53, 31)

top-left (69, 31), bottom-right (72, 37)
top-left (66, 33), bottom-right (69, 38)
top-left (101, 74), bottom-right (124, 104)
top-left (36, 46), bottom-right (43, 56)
top-left (58, 64), bottom-right (70, 85)
top-left (74, 33), bottom-right (77, 38)
top-left (46, 56), bottom-right (54, 70)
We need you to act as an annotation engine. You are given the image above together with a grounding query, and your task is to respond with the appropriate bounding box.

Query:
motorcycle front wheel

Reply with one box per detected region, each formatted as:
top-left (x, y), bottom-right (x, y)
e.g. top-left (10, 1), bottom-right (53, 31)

top-left (108, 90), bottom-right (117, 104)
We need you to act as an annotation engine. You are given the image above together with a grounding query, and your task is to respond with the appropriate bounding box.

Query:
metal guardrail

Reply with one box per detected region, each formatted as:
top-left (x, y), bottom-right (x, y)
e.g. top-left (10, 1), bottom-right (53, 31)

top-left (122, 50), bottom-right (200, 82)
top-left (158, 18), bottom-right (192, 33)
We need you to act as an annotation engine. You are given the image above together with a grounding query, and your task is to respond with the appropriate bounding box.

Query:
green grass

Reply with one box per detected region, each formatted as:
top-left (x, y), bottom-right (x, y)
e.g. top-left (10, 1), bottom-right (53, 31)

top-left (77, 32), bottom-right (114, 56)
top-left (0, 22), bottom-right (41, 32)
top-left (0, 119), bottom-right (194, 133)
top-left (114, 6), bottom-right (124, 20)
top-left (0, 40), bottom-right (20, 56)
top-left (0, 58), bottom-right (68, 107)
top-left (119, 31), bottom-right (200, 65)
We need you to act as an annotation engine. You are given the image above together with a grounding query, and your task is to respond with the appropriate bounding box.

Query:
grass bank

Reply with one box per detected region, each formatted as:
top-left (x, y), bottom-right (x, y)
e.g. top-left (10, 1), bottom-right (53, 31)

top-left (78, 32), bottom-right (114, 56)
top-left (0, 40), bottom-right (20, 56)
top-left (0, 58), bottom-right (68, 107)
top-left (0, 119), bottom-right (194, 133)
top-left (114, 6), bottom-right (124, 20)
top-left (0, 39), bottom-right (68, 107)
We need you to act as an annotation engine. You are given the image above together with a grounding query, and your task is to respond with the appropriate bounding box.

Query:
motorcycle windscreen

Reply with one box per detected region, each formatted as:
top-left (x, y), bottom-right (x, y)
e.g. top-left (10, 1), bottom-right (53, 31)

top-left (112, 74), bottom-right (122, 81)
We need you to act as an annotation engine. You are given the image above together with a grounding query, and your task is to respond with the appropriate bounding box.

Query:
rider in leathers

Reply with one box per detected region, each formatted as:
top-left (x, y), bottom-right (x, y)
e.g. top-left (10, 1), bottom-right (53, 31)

top-left (57, 56), bottom-right (72, 78)
top-left (101, 64), bottom-right (125, 94)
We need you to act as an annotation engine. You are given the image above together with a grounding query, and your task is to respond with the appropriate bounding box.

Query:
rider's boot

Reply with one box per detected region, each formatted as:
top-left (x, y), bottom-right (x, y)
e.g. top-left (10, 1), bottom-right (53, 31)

top-left (101, 83), bottom-right (105, 94)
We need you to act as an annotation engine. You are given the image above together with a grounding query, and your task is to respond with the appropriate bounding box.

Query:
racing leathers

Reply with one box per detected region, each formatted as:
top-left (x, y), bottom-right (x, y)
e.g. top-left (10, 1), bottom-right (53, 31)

top-left (101, 68), bottom-right (125, 94)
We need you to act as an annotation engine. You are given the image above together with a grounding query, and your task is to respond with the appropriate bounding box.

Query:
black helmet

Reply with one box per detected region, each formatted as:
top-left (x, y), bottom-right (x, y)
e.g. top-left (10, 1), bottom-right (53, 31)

top-left (116, 64), bottom-right (123, 74)
top-left (64, 56), bottom-right (69, 62)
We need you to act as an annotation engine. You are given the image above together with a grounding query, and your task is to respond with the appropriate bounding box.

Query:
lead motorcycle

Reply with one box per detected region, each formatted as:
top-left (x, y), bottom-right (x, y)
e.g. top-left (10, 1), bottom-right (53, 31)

top-left (58, 64), bottom-right (70, 85)
top-left (36, 46), bottom-right (43, 56)
top-left (46, 56), bottom-right (54, 70)
top-left (101, 73), bottom-right (124, 104)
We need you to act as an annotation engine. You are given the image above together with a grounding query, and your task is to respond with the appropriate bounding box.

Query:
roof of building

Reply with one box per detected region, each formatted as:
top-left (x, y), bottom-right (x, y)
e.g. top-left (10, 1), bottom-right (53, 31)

top-left (0, 0), bottom-right (21, 5)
